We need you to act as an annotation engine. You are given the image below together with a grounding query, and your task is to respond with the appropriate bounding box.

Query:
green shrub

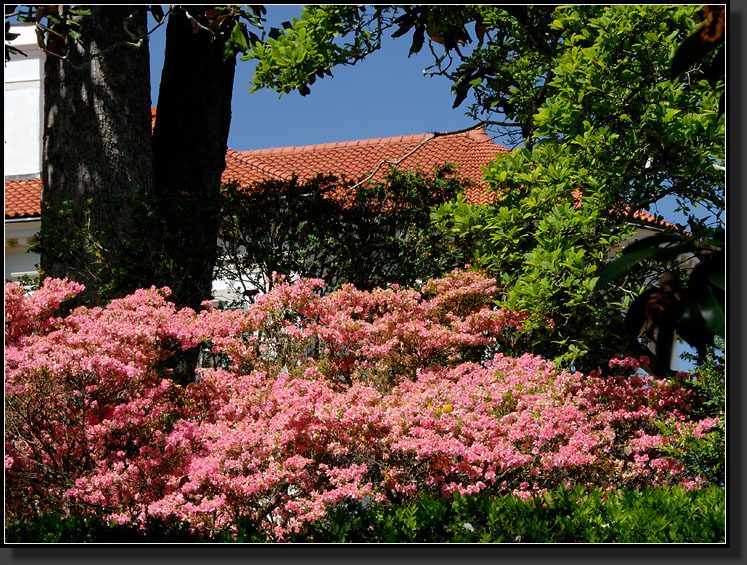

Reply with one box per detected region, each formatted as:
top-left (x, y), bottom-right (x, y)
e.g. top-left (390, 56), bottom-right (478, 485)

top-left (287, 485), bottom-right (726, 543)
top-left (5, 512), bottom-right (197, 543)
top-left (673, 338), bottom-right (726, 485)
top-left (6, 486), bottom-right (724, 543)
top-left (215, 166), bottom-right (473, 303)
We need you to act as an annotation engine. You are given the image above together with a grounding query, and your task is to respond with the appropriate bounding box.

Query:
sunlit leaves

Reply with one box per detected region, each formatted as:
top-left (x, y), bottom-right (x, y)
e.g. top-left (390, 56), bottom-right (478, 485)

top-left (434, 5), bottom-right (724, 370)
top-left (246, 5), bottom-right (383, 96)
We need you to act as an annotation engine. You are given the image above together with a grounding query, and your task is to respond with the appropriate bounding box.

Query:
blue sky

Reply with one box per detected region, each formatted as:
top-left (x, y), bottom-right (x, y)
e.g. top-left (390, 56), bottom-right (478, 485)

top-left (147, 6), bottom-right (722, 229)
top-left (148, 6), bottom-right (504, 151)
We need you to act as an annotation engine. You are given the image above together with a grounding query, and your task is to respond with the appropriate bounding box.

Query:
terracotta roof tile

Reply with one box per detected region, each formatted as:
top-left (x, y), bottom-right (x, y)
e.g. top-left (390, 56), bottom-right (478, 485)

top-left (631, 208), bottom-right (676, 230)
top-left (5, 177), bottom-right (42, 219)
top-left (7, 126), bottom-right (504, 220)
top-left (223, 125), bottom-right (507, 205)
top-left (4, 122), bottom-right (670, 230)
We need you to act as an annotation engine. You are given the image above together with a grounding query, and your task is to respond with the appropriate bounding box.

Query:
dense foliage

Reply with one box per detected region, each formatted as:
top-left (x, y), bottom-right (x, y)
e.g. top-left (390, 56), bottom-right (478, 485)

top-left (6, 275), bottom-right (721, 541)
top-left (247, 5), bottom-right (725, 373)
top-left (434, 5), bottom-right (725, 371)
top-left (595, 5), bottom-right (725, 371)
top-left (295, 484), bottom-right (725, 543)
top-left (4, 6), bottom-right (726, 543)
top-left (215, 165), bottom-right (472, 302)
top-left (6, 485), bottom-right (725, 543)
top-left (671, 338), bottom-right (726, 485)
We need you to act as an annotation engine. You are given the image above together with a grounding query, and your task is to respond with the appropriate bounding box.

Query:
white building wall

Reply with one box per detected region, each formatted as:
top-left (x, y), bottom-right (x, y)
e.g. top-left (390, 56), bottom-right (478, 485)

top-left (4, 220), bottom-right (41, 282)
top-left (4, 24), bottom-right (44, 179)
top-left (5, 25), bottom-right (44, 284)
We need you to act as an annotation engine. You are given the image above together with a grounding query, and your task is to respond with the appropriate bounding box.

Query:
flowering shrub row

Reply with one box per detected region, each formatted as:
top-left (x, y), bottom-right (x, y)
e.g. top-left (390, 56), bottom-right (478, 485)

top-left (4, 271), bottom-right (719, 540)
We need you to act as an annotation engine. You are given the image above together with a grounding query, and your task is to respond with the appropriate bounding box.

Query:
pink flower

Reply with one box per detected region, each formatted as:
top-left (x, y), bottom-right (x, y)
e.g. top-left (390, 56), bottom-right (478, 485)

top-left (4, 273), bottom-right (718, 539)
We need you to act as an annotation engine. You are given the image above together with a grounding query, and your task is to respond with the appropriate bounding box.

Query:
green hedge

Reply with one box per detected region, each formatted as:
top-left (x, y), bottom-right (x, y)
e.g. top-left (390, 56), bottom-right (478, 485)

top-left (286, 485), bottom-right (725, 543)
top-left (4, 513), bottom-right (197, 544)
top-left (6, 485), bottom-right (725, 543)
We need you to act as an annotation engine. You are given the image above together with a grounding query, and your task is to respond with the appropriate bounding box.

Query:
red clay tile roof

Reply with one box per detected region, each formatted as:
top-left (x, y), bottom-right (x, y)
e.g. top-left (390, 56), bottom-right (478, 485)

top-left (5, 177), bottom-right (42, 219)
top-left (3, 121), bottom-right (670, 229)
top-left (631, 208), bottom-right (674, 229)
top-left (6, 124), bottom-right (506, 220)
top-left (222, 125), bottom-right (508, 205)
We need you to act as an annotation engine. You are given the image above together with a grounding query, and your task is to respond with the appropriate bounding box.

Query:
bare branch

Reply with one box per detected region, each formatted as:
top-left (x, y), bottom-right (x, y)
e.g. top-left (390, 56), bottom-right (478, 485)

top-left (350, 123), bottom-right (491, 191)
top-left (423, 40), bottom-right (453, 77)
top-left (16, 7), bottom-right (170, 68)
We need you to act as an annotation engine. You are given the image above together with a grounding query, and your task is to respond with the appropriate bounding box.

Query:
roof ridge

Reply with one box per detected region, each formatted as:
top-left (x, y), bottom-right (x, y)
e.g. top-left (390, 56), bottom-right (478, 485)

top-left (152, 106), bottom-right (504, 152)
top-left (240, 132), bottom-right (434, 156)
top-left (238, 124), bottom-right (507, 157)
top-left (464, 124), bottom-right (497, 145)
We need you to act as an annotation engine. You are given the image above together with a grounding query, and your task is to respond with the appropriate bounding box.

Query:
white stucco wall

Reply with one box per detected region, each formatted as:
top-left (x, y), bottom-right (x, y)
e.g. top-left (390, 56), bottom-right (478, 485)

top-left (4, 24), bottom-right (44, 178)
top-left (4, 219), bottom-right (41, 282)
top-left (5, 25), bottom-right (44, 283)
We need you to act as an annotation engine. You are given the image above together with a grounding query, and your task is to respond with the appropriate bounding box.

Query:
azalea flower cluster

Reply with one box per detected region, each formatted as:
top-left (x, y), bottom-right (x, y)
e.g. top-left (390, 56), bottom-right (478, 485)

top-left (4, 271), bottom-right (718, 540)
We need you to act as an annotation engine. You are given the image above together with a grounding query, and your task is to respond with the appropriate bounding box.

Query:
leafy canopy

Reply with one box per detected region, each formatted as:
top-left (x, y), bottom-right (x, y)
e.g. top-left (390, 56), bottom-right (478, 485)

top-left (247, 5), bottom-right (724, 372)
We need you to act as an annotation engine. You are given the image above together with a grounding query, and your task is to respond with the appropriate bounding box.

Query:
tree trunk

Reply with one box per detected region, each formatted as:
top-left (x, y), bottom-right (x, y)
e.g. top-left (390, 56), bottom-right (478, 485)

top-left (40, 6), bottom-right (153, 305)
top-left (151, 6), bottom-right (237, 311)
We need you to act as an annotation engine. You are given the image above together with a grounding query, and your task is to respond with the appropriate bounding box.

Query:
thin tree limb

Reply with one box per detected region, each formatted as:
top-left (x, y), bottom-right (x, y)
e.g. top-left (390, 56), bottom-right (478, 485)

top-left (349, 123), bottom-right (491, 191)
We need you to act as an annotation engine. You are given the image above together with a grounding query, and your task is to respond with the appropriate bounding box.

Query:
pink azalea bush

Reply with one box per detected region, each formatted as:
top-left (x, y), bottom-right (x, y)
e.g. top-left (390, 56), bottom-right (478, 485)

top-left (4, 271), bottom-right (719, 540)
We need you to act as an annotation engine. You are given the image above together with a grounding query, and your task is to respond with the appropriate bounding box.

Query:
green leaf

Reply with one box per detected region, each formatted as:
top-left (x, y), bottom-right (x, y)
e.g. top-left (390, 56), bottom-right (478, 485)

top-left (594, 246), bottom-right (661, 290)
top-left (67, 8), bottom-right (93, 16)
top-left (707, 271), bottom-right (725, 291)
top-left (226, 21), bottom-right (250, 55)
top-left (695, 287), bottom-right (725, 338)
top-left (150, 5), bottom-right (165, 23)
top-left (452, 76), bottom-right (471, 109)
top-left (409, 25), bottom-right (425, 56)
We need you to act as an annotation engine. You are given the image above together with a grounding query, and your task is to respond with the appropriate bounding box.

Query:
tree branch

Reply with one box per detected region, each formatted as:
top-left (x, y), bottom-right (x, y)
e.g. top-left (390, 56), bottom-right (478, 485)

top-left (13, 7), bottom-right (168, 68)
top-left (349, 124), bottom-right (490, 191)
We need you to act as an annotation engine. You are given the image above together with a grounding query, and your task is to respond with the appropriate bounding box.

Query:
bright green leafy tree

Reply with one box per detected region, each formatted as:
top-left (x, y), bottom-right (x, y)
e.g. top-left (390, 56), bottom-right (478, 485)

top-left (438, 5), bottom-right (725, 371)
top-left (595, 5), bottom-right (725, 373)
top-left (247, 5), bottom-right (725, 372)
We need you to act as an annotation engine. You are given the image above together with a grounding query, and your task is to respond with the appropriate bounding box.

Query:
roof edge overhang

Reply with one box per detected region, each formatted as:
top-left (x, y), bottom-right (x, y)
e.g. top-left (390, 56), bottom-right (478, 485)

top-left (5, 216), bottom-right (41, 223)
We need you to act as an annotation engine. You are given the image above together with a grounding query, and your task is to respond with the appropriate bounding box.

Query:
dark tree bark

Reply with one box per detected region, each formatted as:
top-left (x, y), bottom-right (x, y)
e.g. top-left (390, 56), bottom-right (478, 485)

top-left (151, 6), bottom-right (237, 311)
top-left (40, 6), bottom-right (153, 304)
top-left (38, 6), bottom-right (237, 312)
top-left (35, 6), bottom-right (239, 383)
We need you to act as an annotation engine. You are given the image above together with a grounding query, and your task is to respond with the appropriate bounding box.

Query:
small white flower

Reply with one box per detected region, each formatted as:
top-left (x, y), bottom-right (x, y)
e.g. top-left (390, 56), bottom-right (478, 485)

top-left (463, 522), bottom-right (474, 532)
